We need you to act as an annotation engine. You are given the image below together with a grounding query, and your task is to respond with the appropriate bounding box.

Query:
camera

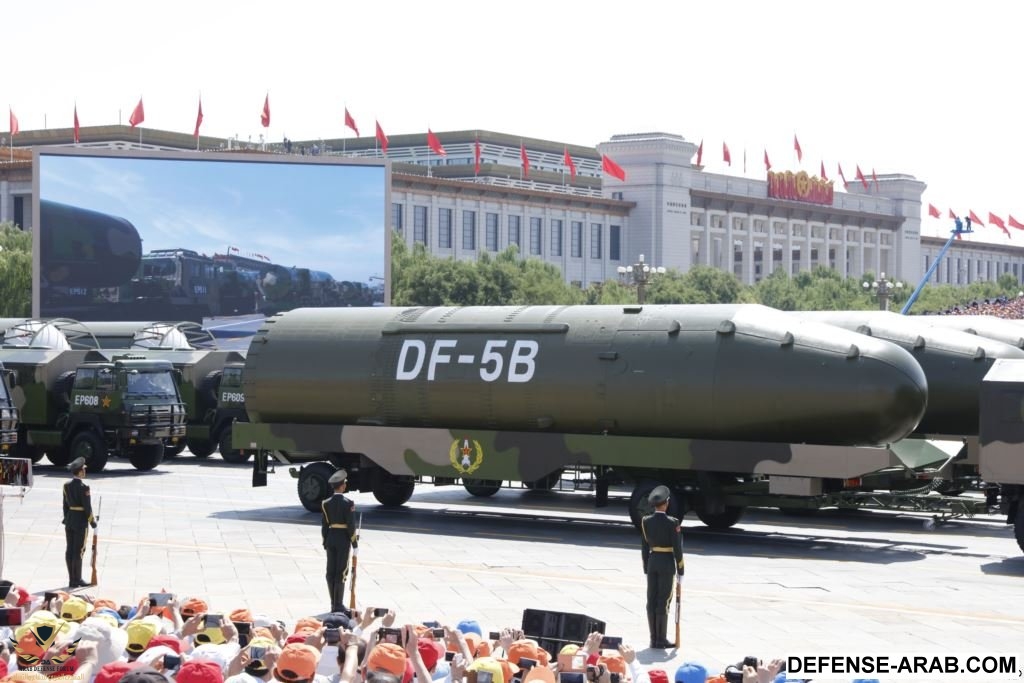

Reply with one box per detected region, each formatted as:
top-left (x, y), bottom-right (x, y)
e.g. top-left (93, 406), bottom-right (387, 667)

top-left (599, 636), bottom-right (622, 650)
top-left (445, 651), bottom-right (456, 663)
top-left (431, 628), bottom-right (445, 639)
top-left (149, 593), bottom-right (173, 607)
top-left (743, 656), bottom-right (759, 669)
top-left (560, 674), bottom-right (585, 683)
top-left (373, 607), bottom-right (389, 618)
top-left (378, 627), bottom-right (403, 646)
top-left (43, 591), bottom-right (57, 602)
top-left (163, 654), bottom-right (182, 671)
top-left (325, 628), bottom-right (341, 645)
top-left (519, 658), bottom-right (538, 671)
top-left (422, 620), bottom-right (440, 628)
top-left (204, 613), bottom-right (223, 629)
top-left (609, 675), bottom-right (620, 683)
top-left (0, 609), bottom-right (22, 627)
top-left (488, 631), bottom-right (500, 640)
top-left (586, 665), bottom-right (607, 682)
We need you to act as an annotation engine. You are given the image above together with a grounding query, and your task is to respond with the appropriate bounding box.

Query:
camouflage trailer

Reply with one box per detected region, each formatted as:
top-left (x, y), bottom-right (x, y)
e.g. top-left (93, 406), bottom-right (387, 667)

top-left (978, 359), bottom-right (1024, 552)
top-left (0, 348), bottom-right (187, 471)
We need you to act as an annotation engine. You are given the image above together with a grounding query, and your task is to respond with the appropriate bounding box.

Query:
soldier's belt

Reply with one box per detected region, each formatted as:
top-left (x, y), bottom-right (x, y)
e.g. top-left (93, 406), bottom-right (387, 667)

top-left (651, 546), bottom-right (674, 552)
top-left (68, 507), bottom-right (85, 511)
top-left (329, 524), bottom-right (348, 529)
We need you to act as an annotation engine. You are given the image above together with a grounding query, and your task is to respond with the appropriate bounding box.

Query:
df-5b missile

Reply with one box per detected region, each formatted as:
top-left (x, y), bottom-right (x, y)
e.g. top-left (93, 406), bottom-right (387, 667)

top-left (244, 304), bottom-right (927, 447)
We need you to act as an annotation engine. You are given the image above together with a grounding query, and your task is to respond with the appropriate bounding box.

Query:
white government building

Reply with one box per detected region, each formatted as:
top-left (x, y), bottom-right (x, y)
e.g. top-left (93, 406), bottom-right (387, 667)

top-left (2, 126), bottom-right (1021, 288)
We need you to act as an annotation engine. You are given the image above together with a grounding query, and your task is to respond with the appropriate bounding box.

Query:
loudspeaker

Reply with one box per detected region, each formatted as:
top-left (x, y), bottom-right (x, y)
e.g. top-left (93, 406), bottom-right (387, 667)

top-left (522, 609), bottom-right (560, 638)
top-left (521, 609), bottom-right (606, 646)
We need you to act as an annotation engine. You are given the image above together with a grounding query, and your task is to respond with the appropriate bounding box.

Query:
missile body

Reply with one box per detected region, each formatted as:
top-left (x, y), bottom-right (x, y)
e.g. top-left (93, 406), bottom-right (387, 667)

top-left (39, 200), bottom-right (142, 289)
top-left (244, 305), bottom-right (927, 447)
top-left (917, 315), bottom-right (1024, 350)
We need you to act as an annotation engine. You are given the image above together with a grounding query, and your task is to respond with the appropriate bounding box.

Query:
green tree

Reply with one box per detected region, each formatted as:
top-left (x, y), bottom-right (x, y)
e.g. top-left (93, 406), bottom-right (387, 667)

top-left (0, 223), bottom-right (31, 317)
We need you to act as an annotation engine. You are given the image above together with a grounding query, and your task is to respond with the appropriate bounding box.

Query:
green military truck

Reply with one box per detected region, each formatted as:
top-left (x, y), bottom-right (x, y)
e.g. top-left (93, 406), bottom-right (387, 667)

top-left (978, 359), bottom-right (1024, 553)
top-left (0, 362), bottom-right (19, 455)
top-left (0, 348), bottom-right (187, 471)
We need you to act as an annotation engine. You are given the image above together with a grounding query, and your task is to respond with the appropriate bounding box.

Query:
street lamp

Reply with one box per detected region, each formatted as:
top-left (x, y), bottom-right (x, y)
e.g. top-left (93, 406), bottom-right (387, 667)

top-left (617, 254), bottom-right (666, 304)
top-left (863, 271), bottom-right (904, 311)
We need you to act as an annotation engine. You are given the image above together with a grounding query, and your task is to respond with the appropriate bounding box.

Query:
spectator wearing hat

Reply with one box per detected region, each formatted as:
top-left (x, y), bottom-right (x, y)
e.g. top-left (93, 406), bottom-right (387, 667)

top-left (639, 486), bottom-right (683, 649)
top-left (274, 643), bottom-right (321, 683)
top-left (179, 660), bottom-right (226, 683)
top-left (61, 457), bottom-right (97, 588)
top-left (321, 470), bottom-right (357, 613)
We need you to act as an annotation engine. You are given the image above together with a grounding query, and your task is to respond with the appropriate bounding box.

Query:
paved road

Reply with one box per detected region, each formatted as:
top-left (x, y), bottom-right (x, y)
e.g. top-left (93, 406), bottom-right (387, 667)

top-left (3, 456), bottom-right (1022, 677)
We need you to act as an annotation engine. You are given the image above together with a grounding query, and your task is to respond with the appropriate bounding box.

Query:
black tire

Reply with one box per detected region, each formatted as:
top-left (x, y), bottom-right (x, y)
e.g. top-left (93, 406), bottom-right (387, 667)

top-left (1015, 500), bottom-right (1024, 555)
top-left (219, 427), bottom-right (250, 464)
top-left (297, 462), bottom-right (336, 513)
top-left (372, 471), bottom-right (416, 506)
top-left (186, 438), bottom-right (216, 458)
top-left (524, 469), bottom-right (563, 491)
top-left (47, 447), bottom-right (71, 467)
top-left (70, 431), bottom-right (109, 472)
top-left (628, 479), bottom-right (682, 528)
top-left (695, 505), bottom-right (745, 530)
top-left (464, 479), bottom-right (501, 497)
top-left (10, 442), bottom-right (45, 463)
top-left (129, 444), bottom-right (164, 471)
top-left (164, 442), bottom-right (187, 458)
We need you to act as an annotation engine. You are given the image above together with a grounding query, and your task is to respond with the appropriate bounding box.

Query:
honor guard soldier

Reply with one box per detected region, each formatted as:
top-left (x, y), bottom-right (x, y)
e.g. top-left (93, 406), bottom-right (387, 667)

top-left (321, 469), bottom-right (357, 612)
top-left (640, 485), bottom-right (684, 649)
top-left (62, 458), bottom-right (96, 588)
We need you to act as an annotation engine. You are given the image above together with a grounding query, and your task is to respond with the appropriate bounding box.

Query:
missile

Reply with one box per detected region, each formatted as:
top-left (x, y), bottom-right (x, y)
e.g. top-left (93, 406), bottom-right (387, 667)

top-left (244, 304), bottom-right (927, 447)
top-left (917, 315), bottom-right (1024, 350)
top-left (39, 200), bottom-right (142, 289)
top-left (795, 311), bottom-right (1024, 436)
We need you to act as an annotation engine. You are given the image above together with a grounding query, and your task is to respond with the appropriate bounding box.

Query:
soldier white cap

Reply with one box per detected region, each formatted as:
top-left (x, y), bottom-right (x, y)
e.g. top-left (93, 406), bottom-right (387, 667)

top-left (328, 469), bottom-right (348, 486)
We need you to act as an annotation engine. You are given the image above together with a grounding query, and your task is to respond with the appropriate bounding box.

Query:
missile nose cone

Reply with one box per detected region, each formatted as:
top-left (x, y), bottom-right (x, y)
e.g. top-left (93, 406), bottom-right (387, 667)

top-left (847, 339), bottom-right (929, 444)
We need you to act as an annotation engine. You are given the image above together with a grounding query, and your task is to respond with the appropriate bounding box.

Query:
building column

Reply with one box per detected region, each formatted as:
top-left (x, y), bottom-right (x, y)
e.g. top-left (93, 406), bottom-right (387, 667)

top-left (703, 211), bottom-right (712, 266)
top-left (745, 217), bottom-right (758, 285)
top-left (784, 221), bottom-right (794, 276)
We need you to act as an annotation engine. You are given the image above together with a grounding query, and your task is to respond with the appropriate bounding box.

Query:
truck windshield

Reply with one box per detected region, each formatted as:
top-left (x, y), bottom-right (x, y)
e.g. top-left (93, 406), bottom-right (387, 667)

top-left (141, 258), bottom-right (177, 279)
top-left (125, 371), bottom-right (177, 398)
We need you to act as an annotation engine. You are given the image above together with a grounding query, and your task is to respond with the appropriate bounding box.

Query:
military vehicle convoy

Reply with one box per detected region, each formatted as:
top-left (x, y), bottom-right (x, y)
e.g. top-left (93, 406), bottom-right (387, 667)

top-left (0, 348), bottom-right (187, 471)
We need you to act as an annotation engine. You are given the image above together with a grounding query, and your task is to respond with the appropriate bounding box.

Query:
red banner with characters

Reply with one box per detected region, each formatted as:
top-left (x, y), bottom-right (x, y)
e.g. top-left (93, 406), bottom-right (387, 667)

top-left (767, 170), bottom-right (834, 206)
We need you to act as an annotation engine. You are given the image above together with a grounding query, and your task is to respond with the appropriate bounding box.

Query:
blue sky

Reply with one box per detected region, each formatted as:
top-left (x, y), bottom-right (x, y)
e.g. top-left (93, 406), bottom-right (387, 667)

top-left (39, 152), bottom-right (387, 281)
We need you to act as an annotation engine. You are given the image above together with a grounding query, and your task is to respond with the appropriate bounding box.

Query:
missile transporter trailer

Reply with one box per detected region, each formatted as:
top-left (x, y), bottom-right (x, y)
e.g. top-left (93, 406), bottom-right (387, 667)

top-left (238, 305), bottom-right (1013, 535)
top-left (0, 348), bottom-right (187, 471)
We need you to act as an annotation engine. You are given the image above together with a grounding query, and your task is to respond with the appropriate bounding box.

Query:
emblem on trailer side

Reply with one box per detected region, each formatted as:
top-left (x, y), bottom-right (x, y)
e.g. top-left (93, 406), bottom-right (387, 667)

top-left (450, 438), bottom-right (483, 475)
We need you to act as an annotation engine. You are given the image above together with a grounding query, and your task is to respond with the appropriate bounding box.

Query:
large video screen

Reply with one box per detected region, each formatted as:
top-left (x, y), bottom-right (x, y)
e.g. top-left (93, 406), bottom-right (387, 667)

top-left (32, 149), bottom-right (389, 331)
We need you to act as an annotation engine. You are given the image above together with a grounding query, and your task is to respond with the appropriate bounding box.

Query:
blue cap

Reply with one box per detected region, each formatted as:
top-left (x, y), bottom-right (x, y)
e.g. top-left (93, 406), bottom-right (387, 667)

top-left (96, 607), bottom-right (124, 624)
top-left (456, 620), bottom-right (482, 636)
top-left (852, 680), bottom-right (880, 683)
top-left (674, 662), bottom-right (708, 683)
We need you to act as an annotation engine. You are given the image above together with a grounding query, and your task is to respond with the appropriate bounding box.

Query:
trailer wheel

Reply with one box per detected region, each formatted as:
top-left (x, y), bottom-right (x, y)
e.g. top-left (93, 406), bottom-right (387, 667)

top-left (46, 448), bottom-right (71, 467)
top-left (373, 471), bottom-right (416, 507)
top-left (1016, 502), bottom-right (1024, 554)
top-left (464, 479), bottom-right (501, 497)
top-left (70, 431), bottom-right (109, 472)
top-left (186, 438), bottom-right (216, 458)
top-left (628, 480), bottom-right (682, 528)
top-left (129, 444), bottom-right (164, 471)
top-left (164, 442), bottom-right (187, 458)
top-left (219, 427), bottom-right (251, 464)
top-left (695, 505), bottom-right (745, 530)
top-left (297, 462), bottom-right (336, 513)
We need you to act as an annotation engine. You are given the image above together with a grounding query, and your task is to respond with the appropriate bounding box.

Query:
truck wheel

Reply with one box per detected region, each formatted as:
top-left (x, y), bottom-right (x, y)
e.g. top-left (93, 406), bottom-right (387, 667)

top-left (297, 462), bottom-right (336, 513)
top-left (164, 442), bottom-right (187, 459)
top-left (186, 438), bottom-right (216, 458)
top-left (70, 431), bottom-right (109, 473)
top-left (695, 505), bottom-right (745, 530)
top-left (1016, 501), bottom-right (1024, 554)
top-left (628, 480), bottom-right (682, 528)
top-left (129, 444), bottom-right (164, 471)
top-left (371, 471), bottom-right (415, 507)
top-left (219, 427), bottom-right (251, 464)
top-left (464, 479), bottom-right (501, 497)
top-left (47, 448), bottom-right (71, 467)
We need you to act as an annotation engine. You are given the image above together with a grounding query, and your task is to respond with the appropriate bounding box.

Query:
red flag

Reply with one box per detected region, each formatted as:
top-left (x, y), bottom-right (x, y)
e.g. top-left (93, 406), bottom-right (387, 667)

top-left (194, 98), bottom-right (203, 138)
top-left (722, 142), bottom-right (731, 166)
top-left (129, 98), bottom-right (145, 127)
top-left (969, 209), bottom-right (985, 226)
top-left (73, 106), bottom-right (80, 143)
top-left (344, 108), bottom-right (359, 136)
top-left (260, 94), bottom-right (270, 128)
top-left (763, 149), bottom-right (771, 171)
top-left (520, 143), bottom-right (530, 179)
top-left (375, 120), bottom-right (388, 154)
top-left (8, 109), bottom-right (18, 136)
top-left (427, 129), bottom-right (447, 157)
top-left (695, 139), bottom-right (704, 167)
top-left (837, 163), bottom-right (848, 188)
top-left (474, 137), bottom-right (482, 175)
top-left (819, 161), bottom-right (827, 181)
top-left (601, 154), bottom-right (626, 181)
top-left (1009, 215), bottom-right (1024, 230)
top-left (989, 212), bottom-right (1010, 237)
top-left (928, 204), bottom-right (941, 219)
top-left (872, 168), bottom-right (880, 191)
top-left (855, 165), bottom-right (868, 190)
top-left (793, 134), bottom-right (802, 162)
top-left (563, 146), bottom-right (577, 178)
top-left (948, 209), bottom-right (957, 219)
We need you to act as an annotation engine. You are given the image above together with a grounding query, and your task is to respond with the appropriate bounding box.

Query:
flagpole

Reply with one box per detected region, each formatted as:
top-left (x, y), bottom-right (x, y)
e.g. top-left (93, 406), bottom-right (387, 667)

top-left (426, 131), bottom-right (431, 178)
top-left (343, 103), bottom-right (347, 156)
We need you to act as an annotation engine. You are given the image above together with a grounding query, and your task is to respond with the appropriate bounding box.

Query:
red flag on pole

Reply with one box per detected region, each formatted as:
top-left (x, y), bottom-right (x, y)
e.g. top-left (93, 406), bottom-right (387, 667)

top-left (722, 142), bottom-right (731, 166)
top-left (520, 143), bottom-right (531, 179)
top-left (602, 154), bottom-right (626, 181)
top-left (1009, 215), bottom-right (1024, 230)
top-left (194, 98), bottom-right (204, 138)
top-left (837, 163), bottom-right (848, 188)
top-left (928, 204), bottom-right (941, 218)
top-left (474, 137), bottom-right (482, 175)
top-left (793, 134), bottom-right (802, 162)
top-left (872, 168), bottom-right (879, 191)
top-left (563, 146), bottom-right (577, 178)
top-left (948, 209), bottom-right (957, 219)
top-left (375, 120), bottom-right (388, 154)
top-left (129, 98), bottom-right (145, 127)
top-left (763, 149), bottom-right (771, 171)
top-left (8, 109), bottom-right (18, 136)
top-left (819, 161), bottom-right (827, 181)
top-left (344, 108), bottom-right (359, 136)
top-left (969, 210), bottom-right (985, 226)
top-left (260, 94), bottom-right (270, 128)
top-left (427, 129), bottom-right (447, 157)
top-left (73, 105), bottom-right (80, 143)
top-left (695, 139), bottom-right (703, 166)
top-left (855, 165), bottom-right (868, 190)
top-left (989, 212), bottom-right (1010, 237)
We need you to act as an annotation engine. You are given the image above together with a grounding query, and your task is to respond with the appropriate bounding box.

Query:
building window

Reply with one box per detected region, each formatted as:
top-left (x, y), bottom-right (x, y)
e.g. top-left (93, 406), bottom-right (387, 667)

top-left (609, 225), bottom-right (621, 261)
top-left (571, 221), bottom-right (583, 258)
top-left (486, 213), bottom-right (499, 251)
top-left (392, 203), bottom-right (403, 234)
top-left (590, 223), bottom-right (603, 259)
top-left (550, 219), bottom-right (563, 256)
top-left (462, 211), bottom-right (476, 250)
top-left (413, 205), bottom-right (428, 245)
top-left (530, 217), bottom-right (542, 255)
top-left (508, 215), bottom-right (521, 248)
top-left (438, 208), bottom-right (453, 249)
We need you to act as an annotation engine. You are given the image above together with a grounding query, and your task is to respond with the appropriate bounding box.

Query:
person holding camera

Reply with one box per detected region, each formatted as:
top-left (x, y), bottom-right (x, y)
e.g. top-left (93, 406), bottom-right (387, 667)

top-left (639, 486), bottom-right (683, 649)
top-left (321, 470), bottom-right (358, 613)
top-left (62, 457), bottom-right (97, 588)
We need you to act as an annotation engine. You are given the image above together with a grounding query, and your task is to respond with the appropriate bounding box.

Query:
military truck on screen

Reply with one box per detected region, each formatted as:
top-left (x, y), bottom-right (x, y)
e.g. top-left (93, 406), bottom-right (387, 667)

top-left (0, 363), bottom-right (19, 454)
top-left (0, 348), bottom-right (187, 471)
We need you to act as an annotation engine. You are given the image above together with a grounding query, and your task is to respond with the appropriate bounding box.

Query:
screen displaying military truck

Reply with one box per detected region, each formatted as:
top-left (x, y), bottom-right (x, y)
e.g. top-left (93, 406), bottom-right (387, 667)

top-left (1, 348), bottom-right (187, 471)
top-left (0, 363), bottom-right (19, 453)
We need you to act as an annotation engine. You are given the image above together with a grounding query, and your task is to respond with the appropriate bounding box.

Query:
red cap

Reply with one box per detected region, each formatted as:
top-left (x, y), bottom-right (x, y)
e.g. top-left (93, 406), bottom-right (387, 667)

top-left (177, 660), bottom-right (224, 683)
top-left (648, 670), bottom-right (669, 683)
top-left (417, 639), bottom-right (445, 671)
top-left (146, 635), bottom-right (183, 654)
top-left (94, 661), bottom-right (141, 683)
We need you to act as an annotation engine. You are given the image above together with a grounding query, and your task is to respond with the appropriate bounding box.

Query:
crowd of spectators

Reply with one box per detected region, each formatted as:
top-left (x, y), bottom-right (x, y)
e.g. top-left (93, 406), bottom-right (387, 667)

top-left (931, 294), bottom-right (1024, 318)
top-left (0, 582), bottom-right (881, 683)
